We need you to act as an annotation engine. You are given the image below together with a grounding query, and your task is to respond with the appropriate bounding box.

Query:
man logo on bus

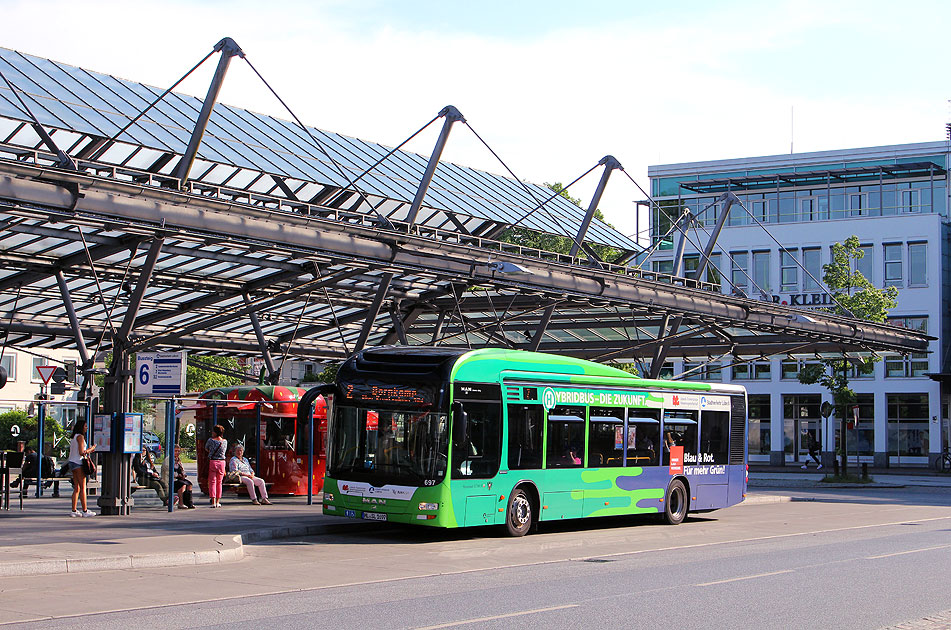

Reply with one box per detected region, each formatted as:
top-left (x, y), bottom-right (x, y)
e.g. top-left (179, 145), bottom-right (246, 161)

top-left (542, 387), bottom-right (556, 410)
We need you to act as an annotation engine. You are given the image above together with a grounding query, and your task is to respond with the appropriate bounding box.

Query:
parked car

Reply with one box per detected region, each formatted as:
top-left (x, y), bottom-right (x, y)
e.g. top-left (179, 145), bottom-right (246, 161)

top-left (142, 430), bottom-right (162, 456)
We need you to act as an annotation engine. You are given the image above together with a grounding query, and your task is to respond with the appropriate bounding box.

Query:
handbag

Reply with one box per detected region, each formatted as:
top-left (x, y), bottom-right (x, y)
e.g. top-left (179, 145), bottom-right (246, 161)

top-left (82, 455), bottom-right (97, 477)
top-left (223, 470), bottom-right (241, 484)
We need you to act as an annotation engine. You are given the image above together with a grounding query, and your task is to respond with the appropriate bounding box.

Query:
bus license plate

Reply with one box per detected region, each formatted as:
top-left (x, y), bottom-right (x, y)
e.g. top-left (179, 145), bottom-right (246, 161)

top-left (344, 509), bottom-right (356, 518)
top-left (362, 512), bottom-right (387, 522)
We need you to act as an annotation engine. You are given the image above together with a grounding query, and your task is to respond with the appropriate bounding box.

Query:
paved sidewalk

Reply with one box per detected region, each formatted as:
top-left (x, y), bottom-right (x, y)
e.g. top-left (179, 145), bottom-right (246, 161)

top-left (749, 466), bottom-right (951, 489)
top-left (0, 494), bottom-right (375, 577)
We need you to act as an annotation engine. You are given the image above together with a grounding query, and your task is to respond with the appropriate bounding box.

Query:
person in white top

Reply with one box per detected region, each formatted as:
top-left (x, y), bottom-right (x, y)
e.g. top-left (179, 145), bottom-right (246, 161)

top-left (228, 444), bottom-right (271, 505)
top-left (67, 419), bottom-right (96, 517)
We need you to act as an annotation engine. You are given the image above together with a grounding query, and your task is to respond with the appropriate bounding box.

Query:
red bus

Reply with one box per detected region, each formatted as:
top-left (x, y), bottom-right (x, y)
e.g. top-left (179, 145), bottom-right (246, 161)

top-left (195, 385), bottom-right (326, 496)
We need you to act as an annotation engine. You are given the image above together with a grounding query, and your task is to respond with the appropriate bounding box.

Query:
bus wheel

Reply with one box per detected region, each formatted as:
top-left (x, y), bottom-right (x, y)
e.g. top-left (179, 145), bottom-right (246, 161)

top-left (505, 488), bottom-right (533, 537)
top-left (663, 479), bottom-right (688, 525)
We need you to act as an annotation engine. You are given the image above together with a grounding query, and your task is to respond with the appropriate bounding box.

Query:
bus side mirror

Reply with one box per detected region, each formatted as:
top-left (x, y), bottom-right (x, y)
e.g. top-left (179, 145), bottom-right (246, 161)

top-left (452, 402), bottom-right (468, 443)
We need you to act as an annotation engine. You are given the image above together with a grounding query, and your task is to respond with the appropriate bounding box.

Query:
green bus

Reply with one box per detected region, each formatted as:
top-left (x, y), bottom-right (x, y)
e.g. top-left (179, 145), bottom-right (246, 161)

top-left (319, 346), bottom-right (748, 536)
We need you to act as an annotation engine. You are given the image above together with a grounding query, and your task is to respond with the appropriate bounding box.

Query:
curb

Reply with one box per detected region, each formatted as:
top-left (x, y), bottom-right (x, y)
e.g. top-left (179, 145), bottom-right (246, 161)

top-left (0, 519), bottom-right (390, 577)
top-left (0, 534), bottom-right (245, 577)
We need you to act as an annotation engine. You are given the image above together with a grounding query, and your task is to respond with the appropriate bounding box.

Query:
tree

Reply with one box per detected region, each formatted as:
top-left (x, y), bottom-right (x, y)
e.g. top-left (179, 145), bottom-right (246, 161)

top-left (498, 182), bottom-right (620, 262)
top-left (798, 236), bottom-right (898, 475)
top-left (186, 356), bottom-right (243, 393)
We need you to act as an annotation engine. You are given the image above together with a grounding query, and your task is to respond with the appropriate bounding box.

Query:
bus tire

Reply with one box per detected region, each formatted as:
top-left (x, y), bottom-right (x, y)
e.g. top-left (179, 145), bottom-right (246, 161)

top-left (662, 479), bottom-right (688, 525)
top-left (505, 488), bottom-right (534, 537)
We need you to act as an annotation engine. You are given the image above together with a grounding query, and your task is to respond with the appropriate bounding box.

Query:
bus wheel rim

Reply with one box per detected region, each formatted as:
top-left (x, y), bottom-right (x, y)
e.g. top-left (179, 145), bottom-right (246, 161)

top-left (512, 495), bottom-right (530, 526)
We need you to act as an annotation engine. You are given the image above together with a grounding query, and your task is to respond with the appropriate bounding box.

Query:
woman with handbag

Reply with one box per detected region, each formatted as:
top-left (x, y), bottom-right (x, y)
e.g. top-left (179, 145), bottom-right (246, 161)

top-left (205, 424), bottom-right (227, 508)
top-left (67, 419), bottom-right (96, 517)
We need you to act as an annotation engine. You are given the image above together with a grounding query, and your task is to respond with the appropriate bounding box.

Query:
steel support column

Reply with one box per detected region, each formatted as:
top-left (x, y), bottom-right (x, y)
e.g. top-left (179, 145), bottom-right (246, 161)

top-left (243, 293), bottom-right (278, 381)
top-left (353, 273), bottom-right (393, 353)
top-left (404, 106), bottom-right (464, 230)
top-left (569, 156), bottom-right (622, 257)
top-left (529, 304), bottom-right (556, 352)
top-left (54, 270), bottom-right (90, 368)
top-left (117, 237), bottom-right (164, 341)
top-left (171, 38), bottom-right (244, 185)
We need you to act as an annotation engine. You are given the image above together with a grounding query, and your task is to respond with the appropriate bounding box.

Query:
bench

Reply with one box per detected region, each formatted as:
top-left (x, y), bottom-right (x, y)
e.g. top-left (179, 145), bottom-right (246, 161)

top-left (221, 481), bottom-right (274, 500)
top-left (4, 476), bottom-right (100, 511)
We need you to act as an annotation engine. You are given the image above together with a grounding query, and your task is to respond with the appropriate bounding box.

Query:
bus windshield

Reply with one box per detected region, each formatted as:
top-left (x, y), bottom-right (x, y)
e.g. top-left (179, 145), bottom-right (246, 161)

top-left (329, 407), bottom-right (449, 485)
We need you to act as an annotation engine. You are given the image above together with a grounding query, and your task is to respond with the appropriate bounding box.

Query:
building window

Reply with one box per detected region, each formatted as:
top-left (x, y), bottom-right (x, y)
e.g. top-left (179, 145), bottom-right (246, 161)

top-left (653, 259), bottom-right (673, 275)
top-left (802, 248), bottom-right (821, 291)
top-left (732, 360), bottom-right (771, 381)
top-left (731, 251), bottom-right (749, 295)
top-left (682, 361), bottom-right (723, 381)
top-left (849, 192), bottom-right (867, 216)
top-left (883, 243), bottom-right (902, 287)
top-left (884, 353), bottom-right (929, 378)
top-left (0, 354), bottom-right (15, 382)
top-left (752, 250), bottom-right (771, 294)
top-left (658, 362), bottom-right (674, 379)
top-left (888, 316), bottom-right (927, 334)
top-left (901, 189), bottom-right (921, 213)
top-left (908, 242), bottom-right (927, 286)
top-left (781, 249), bottom-right (798, 292)
top-left (780, 359), bottom-right (820, 380)
top-left (855, 244), bottom-right (873, 284)
top-left (750, 200), bottom-right (767, 223)
top-left (31, 357), bottom-right (45, 383)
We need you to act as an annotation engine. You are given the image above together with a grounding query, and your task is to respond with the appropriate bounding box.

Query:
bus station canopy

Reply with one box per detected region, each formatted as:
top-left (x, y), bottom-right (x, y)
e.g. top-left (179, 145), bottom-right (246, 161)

top-left (0, 46), bottom-right (931, 379)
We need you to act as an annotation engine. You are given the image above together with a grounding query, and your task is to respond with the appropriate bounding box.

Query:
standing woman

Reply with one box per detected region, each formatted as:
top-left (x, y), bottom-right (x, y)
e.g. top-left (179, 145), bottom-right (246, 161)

top-left (68, 419), bottom-right (96, 517)
top-left (205, 424), bottom-right (227, 508)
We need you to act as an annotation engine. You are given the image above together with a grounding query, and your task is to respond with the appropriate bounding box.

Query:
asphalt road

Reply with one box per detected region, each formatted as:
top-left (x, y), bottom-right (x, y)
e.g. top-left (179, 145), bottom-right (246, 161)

top-left (2, 487), bottom-right (950, 629)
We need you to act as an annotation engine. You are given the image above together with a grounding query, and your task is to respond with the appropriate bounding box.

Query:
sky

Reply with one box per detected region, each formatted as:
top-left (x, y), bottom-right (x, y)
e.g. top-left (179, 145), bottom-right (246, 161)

top-left (2, 0), bottom-right (950, 241)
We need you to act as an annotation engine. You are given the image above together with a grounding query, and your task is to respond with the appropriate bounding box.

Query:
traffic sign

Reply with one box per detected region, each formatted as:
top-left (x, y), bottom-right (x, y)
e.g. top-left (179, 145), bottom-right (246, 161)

top-left (50, 382), bottom-right (66, 395)
top-left (51, 367), bottom-right (67, 383)
top-left (36, 365), bottom-right (56, 384)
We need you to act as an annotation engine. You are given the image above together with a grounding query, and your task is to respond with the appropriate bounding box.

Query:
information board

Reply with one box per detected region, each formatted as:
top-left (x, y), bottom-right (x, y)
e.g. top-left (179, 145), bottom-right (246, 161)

top-left (135, 351), bottom-right (187, 397)
top-left (120, 413), bottom-right (144, 454)
top-left (93, 414), bottom-right (112, 451)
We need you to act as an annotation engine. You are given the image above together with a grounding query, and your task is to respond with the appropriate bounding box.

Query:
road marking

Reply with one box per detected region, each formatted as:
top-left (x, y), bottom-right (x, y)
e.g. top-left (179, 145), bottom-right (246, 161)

top-left (866, 544), bottom-right (951, 559)
top-left (696, 569), bottom-right (793, 587)
top-left (414, 605), bottom-right (579, 629)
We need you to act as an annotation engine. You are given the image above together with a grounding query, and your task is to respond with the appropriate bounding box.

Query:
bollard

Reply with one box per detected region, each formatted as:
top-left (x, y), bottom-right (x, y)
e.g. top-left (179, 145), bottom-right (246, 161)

top-left (833, 459), bottom-right (839, 477)
top-left (861, 462), bottom-right (868, 480)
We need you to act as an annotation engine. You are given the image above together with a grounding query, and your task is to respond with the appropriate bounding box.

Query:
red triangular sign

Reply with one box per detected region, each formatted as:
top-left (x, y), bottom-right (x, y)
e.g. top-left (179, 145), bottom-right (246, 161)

top-left (37, 365), bottom-right (57, 385)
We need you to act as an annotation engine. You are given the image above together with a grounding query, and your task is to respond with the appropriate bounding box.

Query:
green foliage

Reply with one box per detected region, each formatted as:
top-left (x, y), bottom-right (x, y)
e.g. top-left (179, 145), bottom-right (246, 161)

top-left (0, 409), bottom-right (65, 452)
top-left (799, 236), bottom-right (898, 467)
top-left (186, 356), bottom-right (243, 392)
top-left (823, 235), bottom-right (898, 322)
top-left (606, 362), bottom-right (640, 377)
top-left (178, 424), bottom-right (196, 452)
top-left (497, 182), bottom-right (621, 262)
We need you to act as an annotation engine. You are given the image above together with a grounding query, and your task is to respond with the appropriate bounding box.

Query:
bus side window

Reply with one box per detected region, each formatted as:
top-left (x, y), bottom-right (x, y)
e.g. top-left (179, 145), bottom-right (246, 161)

top-left (628, 409), bottom-right (660, 466)
top-left (663, 410), bottom-right (698, 465)
top-left (507, 405), bottom-right (543, 470)
top-left (589, 407), bottom-right (624, 467)
top-left (546, 405), bottom-right (585, 468)
top-left (700, 410), bottom-right (730, 464)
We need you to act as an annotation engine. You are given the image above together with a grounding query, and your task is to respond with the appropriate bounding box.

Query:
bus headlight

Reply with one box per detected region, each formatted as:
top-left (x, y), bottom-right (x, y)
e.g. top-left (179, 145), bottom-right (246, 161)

top-left (323, 492), bottom-right (334, 503)
top-left (418, 502), bottom-right (439, 511)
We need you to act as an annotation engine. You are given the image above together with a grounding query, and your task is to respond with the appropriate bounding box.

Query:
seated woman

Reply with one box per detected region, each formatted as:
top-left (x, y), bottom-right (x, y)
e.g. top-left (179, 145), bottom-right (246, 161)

top-left (228, 444), bottom-right (271, 505)
top-left (161, 445), bottom-right (195, 509)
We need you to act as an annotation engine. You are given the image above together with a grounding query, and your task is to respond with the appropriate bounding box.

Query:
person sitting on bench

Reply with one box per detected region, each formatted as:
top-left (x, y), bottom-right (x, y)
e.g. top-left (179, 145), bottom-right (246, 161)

top-left (228, 444), bottom-right (271, 505)
top-left (132, 447), bottom-right (169, 506)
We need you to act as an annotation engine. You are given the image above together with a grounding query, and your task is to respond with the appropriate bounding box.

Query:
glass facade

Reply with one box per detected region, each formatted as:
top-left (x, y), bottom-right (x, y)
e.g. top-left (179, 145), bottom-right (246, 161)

top-left (887, 394), bottom-right (929, 460)
top-left (748, 394), bottom-right (770, 456)
top-left (783, 395), bottom-right (821, 459)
